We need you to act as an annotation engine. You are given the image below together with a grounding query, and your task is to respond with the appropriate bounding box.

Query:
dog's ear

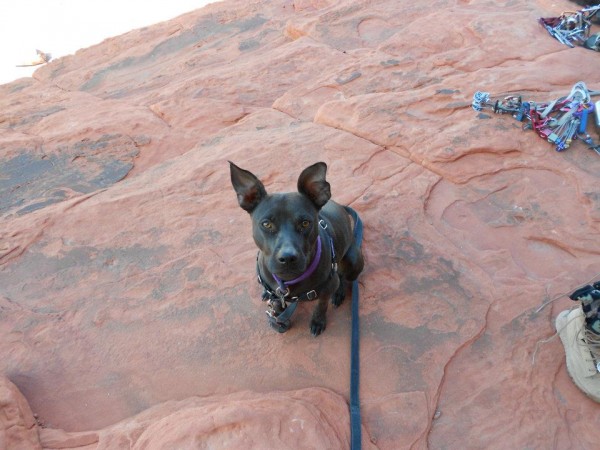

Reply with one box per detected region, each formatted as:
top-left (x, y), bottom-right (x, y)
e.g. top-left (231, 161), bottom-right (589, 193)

top-left (229, 161), bottom-right (267, 213)
top-left (297, 162), bottom-right (331, 209)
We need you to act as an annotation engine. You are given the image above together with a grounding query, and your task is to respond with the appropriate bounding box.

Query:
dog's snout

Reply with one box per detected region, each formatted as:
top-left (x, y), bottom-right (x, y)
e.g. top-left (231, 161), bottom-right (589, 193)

top-left (277, 248), bottom-right (298, 265)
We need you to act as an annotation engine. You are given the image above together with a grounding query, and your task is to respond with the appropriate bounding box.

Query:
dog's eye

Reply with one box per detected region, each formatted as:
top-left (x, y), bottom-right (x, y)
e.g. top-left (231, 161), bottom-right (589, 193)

top-left (262, 220), bottom-right (274, 230)
top-left (300, 220), bottom-right (310, 229)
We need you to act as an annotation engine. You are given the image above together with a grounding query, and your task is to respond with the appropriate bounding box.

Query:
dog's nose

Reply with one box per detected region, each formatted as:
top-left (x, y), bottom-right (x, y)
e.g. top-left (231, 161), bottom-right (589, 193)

top-left (277, 249), bottom-right (298, 265)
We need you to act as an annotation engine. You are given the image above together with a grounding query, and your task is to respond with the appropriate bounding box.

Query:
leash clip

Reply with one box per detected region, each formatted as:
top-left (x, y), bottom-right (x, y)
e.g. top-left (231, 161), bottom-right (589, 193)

top-left (275, 286), bottom-right (290, 298)
top-left (275, 286), bottom-right (290, 308)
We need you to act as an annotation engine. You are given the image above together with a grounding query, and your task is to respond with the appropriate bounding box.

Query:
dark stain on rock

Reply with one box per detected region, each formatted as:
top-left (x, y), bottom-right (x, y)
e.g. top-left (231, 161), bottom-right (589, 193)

top-left (336, 71), bottom-right (361, 85)
top-left (436, 88), bottom-right (459, 95)
top-left (10, 106), bottom-right (66, 127)
top-left (239, 39), bottom-right (260, 51)
top-left (0, 135), bottom-right (138, 216)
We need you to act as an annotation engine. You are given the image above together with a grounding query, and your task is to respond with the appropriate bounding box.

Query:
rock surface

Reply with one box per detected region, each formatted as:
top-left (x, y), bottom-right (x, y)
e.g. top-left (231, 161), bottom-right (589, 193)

top-left (1, 0), bottom-right (599, 448)
top-left (0, 376), bottom-right (40, 450)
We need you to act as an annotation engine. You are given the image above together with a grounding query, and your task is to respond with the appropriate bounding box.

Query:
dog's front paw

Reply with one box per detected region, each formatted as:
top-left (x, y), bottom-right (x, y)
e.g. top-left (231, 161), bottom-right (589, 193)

top-left (310, 317), bottom-right (326, 336)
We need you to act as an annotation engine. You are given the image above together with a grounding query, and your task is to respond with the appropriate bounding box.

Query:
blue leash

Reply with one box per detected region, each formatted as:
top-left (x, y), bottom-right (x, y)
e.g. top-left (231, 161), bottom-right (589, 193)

top-left (345, 206), bottom-right (363, 450)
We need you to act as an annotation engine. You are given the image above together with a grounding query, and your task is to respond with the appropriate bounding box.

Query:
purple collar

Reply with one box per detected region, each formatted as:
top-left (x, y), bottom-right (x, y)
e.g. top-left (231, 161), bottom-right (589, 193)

top-left (273, 235), bottom-right (322, 291)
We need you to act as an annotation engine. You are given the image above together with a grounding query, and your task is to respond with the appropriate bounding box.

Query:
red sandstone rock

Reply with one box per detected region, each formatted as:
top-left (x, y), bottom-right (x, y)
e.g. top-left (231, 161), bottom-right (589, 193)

top-left (35, 388), bottom-right (369, 449)
top-left (1, 0), bottom-right (599, 448)
top-left (0, 376), bottom-right (40, 450)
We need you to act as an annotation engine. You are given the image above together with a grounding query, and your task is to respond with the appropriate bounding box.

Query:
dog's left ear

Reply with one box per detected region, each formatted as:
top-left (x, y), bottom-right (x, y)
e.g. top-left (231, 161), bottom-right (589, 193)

top-left (297, 162), bottom-right (331, 209)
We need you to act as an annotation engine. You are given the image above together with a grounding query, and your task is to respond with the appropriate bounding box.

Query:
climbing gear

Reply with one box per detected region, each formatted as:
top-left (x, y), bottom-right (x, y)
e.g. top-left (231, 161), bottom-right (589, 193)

top-left (472, 81), bottom-right (600, 155)
top-left (584, 32), bottom-right (600, 51)
top-left (569, 281), bottom-right (600, 334)
top-left (556, 281), bottom-right (600, 403)
top-left (540, 5), bottom-right (600, 49)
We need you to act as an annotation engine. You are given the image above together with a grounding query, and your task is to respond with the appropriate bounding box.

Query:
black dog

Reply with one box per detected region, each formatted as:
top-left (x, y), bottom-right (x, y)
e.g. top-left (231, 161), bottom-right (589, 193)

top-left (229, 161), bottom-right (364, 336)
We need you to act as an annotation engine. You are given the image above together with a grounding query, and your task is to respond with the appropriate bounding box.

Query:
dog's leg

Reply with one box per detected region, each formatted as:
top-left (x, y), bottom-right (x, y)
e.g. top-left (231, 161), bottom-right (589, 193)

top-left (310, 297), bottom-right (329, 336)
top-left (332, 274), bottom-right (346, 307)
top-left (339, 241), bottom-right (364, 282)
top-left (332, 241), bottom-right (363, 310)
top-left (310, 276), bottom-right (339, 336)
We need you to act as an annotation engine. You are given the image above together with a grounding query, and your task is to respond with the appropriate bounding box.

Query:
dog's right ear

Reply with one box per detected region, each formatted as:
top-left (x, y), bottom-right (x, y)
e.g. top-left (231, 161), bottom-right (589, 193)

top-left (297, 162), bottom-right (330, 209)
top-left (229, 161), bottom-right (267, 213)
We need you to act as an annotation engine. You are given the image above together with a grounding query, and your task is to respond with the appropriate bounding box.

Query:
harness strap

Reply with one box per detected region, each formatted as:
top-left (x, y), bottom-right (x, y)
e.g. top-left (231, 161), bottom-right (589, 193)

top-left (270, 301), bottom-right (298, 332)
top-left (258, 270), bottom-right (331, 304)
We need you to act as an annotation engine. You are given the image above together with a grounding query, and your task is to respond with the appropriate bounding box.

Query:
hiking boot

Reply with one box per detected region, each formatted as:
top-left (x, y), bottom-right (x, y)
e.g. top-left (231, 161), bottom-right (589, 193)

top-left (556, 307), bottom-right (600, 402)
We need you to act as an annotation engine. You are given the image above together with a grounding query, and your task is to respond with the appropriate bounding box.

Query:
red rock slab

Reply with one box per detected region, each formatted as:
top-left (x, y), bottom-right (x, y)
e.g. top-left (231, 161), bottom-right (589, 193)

top-left (87, 388), bottom-right (375, 449)
top-left (0, 376), bottom-right (41, 450)
top-left (0, 0), bottom-right (599, 448)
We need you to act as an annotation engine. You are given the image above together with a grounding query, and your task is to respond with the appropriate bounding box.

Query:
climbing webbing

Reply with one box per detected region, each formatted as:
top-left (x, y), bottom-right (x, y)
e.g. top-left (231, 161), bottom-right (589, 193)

top-left (472, 81), bottom-right (600, 155)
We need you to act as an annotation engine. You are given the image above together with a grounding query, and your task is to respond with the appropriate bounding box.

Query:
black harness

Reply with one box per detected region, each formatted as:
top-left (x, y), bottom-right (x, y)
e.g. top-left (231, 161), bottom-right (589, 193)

top-left (256, 218), bottom-right (336, 333)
